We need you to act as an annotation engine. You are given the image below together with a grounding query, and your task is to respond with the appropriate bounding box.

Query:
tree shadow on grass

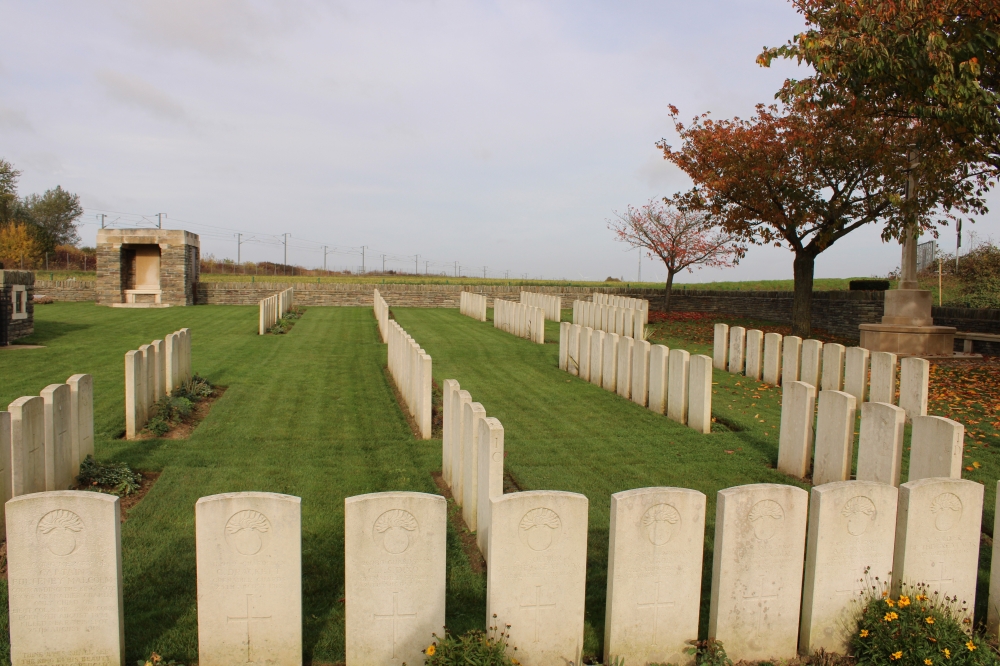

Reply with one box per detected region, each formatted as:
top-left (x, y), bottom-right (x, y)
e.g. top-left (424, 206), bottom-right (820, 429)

top-left (16, 319), bottom-right (91, 345)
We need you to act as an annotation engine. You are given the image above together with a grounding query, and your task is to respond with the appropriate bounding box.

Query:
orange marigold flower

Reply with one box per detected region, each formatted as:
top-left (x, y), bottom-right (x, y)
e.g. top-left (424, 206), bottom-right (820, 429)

top-left (926, 617), bottom-right (935, 624)
top-left (966, 641), bottom-right (976, 652)
top-left (925, 660), bottom-right (932, 665)
top-left (886, 598), bottom-right (896, 607)
top-left (425, 644), bottom-right (436, 656)
top-left (891, 651), bottom-right (903, 661)
top-left (898, 595), bottom-right (911, 607)
top-left (884, 611), bottom-right (899, 622)
top-left (943, 648), bottom-right (951, 659)
top-left (860, 629), bottom-right (869, 637)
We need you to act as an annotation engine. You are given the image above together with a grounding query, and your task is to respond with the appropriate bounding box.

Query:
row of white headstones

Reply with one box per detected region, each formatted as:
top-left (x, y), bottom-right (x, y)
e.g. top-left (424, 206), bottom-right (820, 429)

top-left (385, 316), bottom-right (433, 440)
top-left (459, 291), bottom-right (487, 321)
top-left (493, 298), bottom-right (546, 343)
top-left (573, 295), bottom-right (649, 341)
top-left (1, 373), bottom-right (94, 506)
top-left (124, 328), bottom-right (192, 439)
top-left (558, 322), bottom-right (713, 433)
top-left (258, 286), bottom-right (295, 335)
top-left (519, 290), bottom-right (562, 321)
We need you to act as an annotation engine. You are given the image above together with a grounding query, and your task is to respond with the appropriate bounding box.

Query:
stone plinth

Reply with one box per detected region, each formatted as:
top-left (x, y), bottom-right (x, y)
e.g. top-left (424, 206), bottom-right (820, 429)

top-left (96, 228), bottom-right (200, 307)
top-left (859, 289), bottom-right (955, 356)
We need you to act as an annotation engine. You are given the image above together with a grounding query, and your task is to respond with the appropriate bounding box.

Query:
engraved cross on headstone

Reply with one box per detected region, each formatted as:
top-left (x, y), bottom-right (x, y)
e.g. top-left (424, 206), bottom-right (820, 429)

top-left (520, 584), bottom-right (557, 643)
top-left (927, 561), bottom-right (954, 592)
top-left (227, 593), bottom-right (272, 663)
top-left (742, 576), bottom-right (779, 636)
top-left (374, 591), bottom-right (417, 658)
top-left (636, 580), bottom-right (675, 645)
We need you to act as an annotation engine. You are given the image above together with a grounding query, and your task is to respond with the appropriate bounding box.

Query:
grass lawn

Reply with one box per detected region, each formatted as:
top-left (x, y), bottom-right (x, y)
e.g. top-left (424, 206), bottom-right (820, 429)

top-left (0, 303), bottom-right (994, 663)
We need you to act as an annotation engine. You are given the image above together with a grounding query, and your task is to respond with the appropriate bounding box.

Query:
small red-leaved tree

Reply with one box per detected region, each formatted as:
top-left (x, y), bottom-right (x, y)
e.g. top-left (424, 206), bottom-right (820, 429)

top-left (609, 197), bottom-right (744, 311)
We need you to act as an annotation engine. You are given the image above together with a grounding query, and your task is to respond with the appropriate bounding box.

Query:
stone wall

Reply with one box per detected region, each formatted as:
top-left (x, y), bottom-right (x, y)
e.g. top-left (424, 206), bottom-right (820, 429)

top-left (95, 229), bottom-right (200, 306)
top-left (32, 280), bottom-right (96, 302)
top-left (1, 270), bottom-right (34, 342)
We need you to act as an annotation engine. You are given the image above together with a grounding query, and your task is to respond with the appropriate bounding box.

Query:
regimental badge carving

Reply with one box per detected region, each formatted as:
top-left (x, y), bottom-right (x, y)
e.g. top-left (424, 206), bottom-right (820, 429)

top-left (37, 509), bottom-right (85, 556)
top-left (641, 504), bottom-right (681, 545)
top-left (374, 509), bottom-right (419, 554)
top-left (519, 507), bottom-right (561, 551)
top-left (930, 493), bottom-right (963, 532)
top-left (225, 510), bottom-right (272, 556)
top-left (747, 500), bottom-right (784, 541)
top-left (841, 496), bottom-right (878, 536)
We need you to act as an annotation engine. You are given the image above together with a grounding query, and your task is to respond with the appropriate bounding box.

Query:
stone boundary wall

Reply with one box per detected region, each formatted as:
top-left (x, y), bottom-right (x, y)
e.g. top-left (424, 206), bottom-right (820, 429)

top-left (33, 280), bottom-right (96, 302)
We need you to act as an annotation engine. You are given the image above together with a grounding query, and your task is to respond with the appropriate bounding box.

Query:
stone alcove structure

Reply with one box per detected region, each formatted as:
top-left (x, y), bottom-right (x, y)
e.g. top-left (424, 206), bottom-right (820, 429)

top-left (96, 229), bottom-right (200, 307)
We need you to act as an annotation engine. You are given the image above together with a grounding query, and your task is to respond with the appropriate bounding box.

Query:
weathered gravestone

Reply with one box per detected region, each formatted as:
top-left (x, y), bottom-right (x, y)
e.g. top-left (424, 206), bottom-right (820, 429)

top-left (7, 491), bottom-right (124, 666)
top-left (777, 381), bottom-right (816, 478)
top-left (124, 350), bottom-right (143, 439)
top-left (820, 343), bottom-right (845, 391)
top-left (800, 339), bottom-right (824, 389)
top-left (602, 332), bottom-right (619, 392)
top-left (590, 330), bottom-right (605, 387)
top-left (66, 374), bottom-right (94, 477)
top-left (631, 340), bottom-right (650, 406)
top-left (559, 322), bottom-right (570, 371)
top-left (800, 481), bottom-right (898, 654)
top-left (899, 357), bottom-right (929, 422)
top-left (579, 327), bottom-right (593, 382)
top-left (908, 415), bottom-right (964, 482)
top-left (140, 344), bottom-right (155, 417)
top-left (713, 324), bottom-right (729, 370)
top-left (451, 390), bottom-right (472, 504)
top-left (709, 484), bottom-right (808, 661)
top-left (869, 351), bottom-right (897, 404)
top-left (151, 339), bottom-right (165, 401)
top-left (10, 396), bottom-right (45, 496)
top-left (165, 332), bottom-right (180, 392)
top-left (567, 325), bottom-right (580, 376)
top-left (989, 482), bottom-right (1000, 638)
top-left (811, 390), bottom-right (857, 486)
top-left (487, 491), bottom-right (588, 666)
top-left (442, 380), bottom-right (459, 487)
top-left (781, 336), bottom-right (802, 386)
top-left (463, 402), bottom-right (487, 530)
top-left (617, 337), bottom-right (634, 399)
top-left (843, 347), bottom-right (870, 405)
top-left (196, 492), bottom-right (302, 666)
top-left (745, 329), bottom-right (764, 381)
top-left (762, 332), bottom-right (782, 385)
top-left (477, 417), bottom-right (504, 560)
top-left (180, 328), bottom-right (192, 382)
top-left (892, 478), bottom-right (982, 621)
top-left (647, 345), bottom-right (669, 415)
top-left (856, 402), bottom-right (906, 486)
top-left (667, 349), bottom-right (689, 425)
top-left (345, 491), bottom-right (446, 666)
top-left (604, 488), bottom-right (706, 666)
top-left (728, 326), bottom-right (746, 375)
top-left (0, 411), bottom-right (10, 533)
top-left (41, 384), bottom-right (72, 491)
top-left (688, 355), bottom-right (713, 434)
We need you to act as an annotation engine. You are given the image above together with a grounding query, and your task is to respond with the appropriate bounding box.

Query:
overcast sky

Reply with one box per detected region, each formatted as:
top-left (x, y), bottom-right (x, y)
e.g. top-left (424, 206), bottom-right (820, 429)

top-left (2, 0), bottom-right (997, 283)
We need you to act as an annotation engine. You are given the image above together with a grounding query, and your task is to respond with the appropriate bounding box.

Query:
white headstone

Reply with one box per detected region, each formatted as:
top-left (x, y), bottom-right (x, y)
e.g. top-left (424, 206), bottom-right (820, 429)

top-left (781, 336), bottom-right (802, 386)
top-left (869, 351), bottom-right (897, 404)
top-left (579, 327), bottom-right (593, 382)
top-left (125, 350), bottom-right (142, 439)
top-left (647, 345), bottom-right (669, 414)
top-left (66, 374), bottom-right (94, 478)
top-left (800, 339), bottom-right (823, 388)
top-left (604, 488), bottom-right (706, 666)
top-left (908, 416), bottom-right (964, 482)
top-left (559, 322), bottom-right (570, 371)
top-left (463, 402), bottom-right (487, 531)
top-left (856, 402), bottom-right (906, 486)
top-left (345, 491), bottom-right (446, 666)
top-left (590, 330), bottom-right (605, 387)
top-left (165, 332), bottom-right (180, 392)
top-left (9, 396), bottom-right (45, 496)
top-left (708, 484), bottom-right (809, 661)
top-left (800, 481), bottom-right (898, 654)
top-left (631, 340), bottom-right (650, 406)
top-left (688, 355), bottom-right (713, 434)
top-left (617, 337), bottom-right (634, 399)
top-left (140, 343), bottom-right (155, 416)
top-left (988, 482), bottom-right (1000, 638)
top-left (567, 325), bottom-right (581, 376)
top-left (41, 383), bottom-right (72, 491)
top-left (710, 321), bottom-right (723, 366)
top-left (728, 326), bottom-right (746, 375)
top-left (843, 347), bottom-right (870, 405)
top-left (899, 356), bottom-right (929, 422)
top-left (196, 492), bottom-right (302, 666)
top-left (667, 349), bottom-right (690, 425)
top-left (602, 332), bottom-right (619, 393)
top-left (811, 390), bottom-right (857, 486)
top-left (487, 491), bottom-right (588, 666)
top-left (180, 327), bottom-right (192, 382)
top-left (441, 379), bottom-right (459, 487)
top-left (477, 417), bottom-right (504, 560)
top-left (451, 390), bottom-right (471, 504)
top-left (777, 381), bottom-right (816, 478)
top-left (6, 491), bottom-right (124, 666)
top-left (820, 343), bottom-right (845, 391)
top-left (745, 330), bottom-right (764, 381)
top-left (151, 339), bottom-right (165, 402)
top-left (762, 332), bottom-right (783, 385)
top-left (0, 411), bottom-right (10, 532)
top-left (892, 478), bottom-right (983, 620)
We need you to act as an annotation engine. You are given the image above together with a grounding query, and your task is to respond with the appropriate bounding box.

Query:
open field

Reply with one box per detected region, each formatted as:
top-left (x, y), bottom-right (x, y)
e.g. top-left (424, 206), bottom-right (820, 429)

top-left (0, 303), bottom-right (995, 663)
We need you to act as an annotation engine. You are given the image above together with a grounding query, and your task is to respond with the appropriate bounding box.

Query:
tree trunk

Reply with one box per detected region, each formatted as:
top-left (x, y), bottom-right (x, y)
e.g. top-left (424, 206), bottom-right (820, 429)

top-left (792, 252), bottom-right (815, 338)
top-left (663, 269), bottom-right (676, 312)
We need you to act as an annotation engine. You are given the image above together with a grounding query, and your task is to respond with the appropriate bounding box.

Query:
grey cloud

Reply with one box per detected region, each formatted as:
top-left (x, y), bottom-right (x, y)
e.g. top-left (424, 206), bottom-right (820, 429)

top-left (0, 106), bottom-right (33, 131)
top-left (96, 69), bottom-right (188, 122)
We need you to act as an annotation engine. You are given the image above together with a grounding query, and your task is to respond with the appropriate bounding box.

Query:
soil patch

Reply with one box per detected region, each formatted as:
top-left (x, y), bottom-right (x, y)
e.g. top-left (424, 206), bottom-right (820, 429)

top-left (131, 386), bottom-right (228, 440)
top-left (431, 471), bottom-right (485, 574)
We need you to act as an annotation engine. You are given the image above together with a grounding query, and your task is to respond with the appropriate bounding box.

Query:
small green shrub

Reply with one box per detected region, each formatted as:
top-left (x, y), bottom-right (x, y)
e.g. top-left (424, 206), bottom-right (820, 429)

top-left (142, 376), bottom-right (214, 436)
top-left (268, 307), bottom-right (306, 334)
top-left (420, 620), bottom-right (518, 666)
top-left (136, 652), bottom-right (183, 666)
top-left (684, 638), bottom-right (731, 666)
top-left (851, 581), bottom-right (999, 666)
top-left (77, 455), bottom-right (143, 496)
